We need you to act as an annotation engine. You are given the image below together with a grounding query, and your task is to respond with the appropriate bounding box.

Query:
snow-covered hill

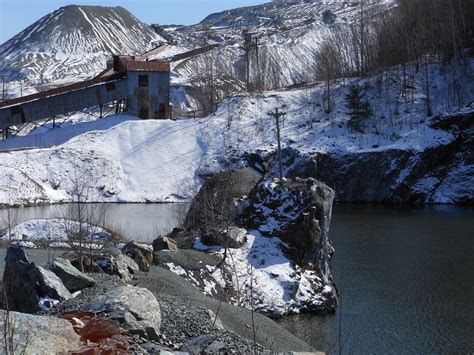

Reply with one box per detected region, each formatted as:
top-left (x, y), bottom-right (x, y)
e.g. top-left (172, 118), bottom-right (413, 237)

top-left (0, 5), bottom-right (164, 95)
top-left (0, 1), bottom-right (394, 106)
top-left (1, 59), bottom-right (472, 206)
top-left (152, 0), bottom-right (395, 110)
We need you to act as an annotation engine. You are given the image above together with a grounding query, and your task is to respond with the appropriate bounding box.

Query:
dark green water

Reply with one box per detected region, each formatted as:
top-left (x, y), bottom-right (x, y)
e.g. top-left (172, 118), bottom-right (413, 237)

top-left (279, 204), bottom-right (474, 354)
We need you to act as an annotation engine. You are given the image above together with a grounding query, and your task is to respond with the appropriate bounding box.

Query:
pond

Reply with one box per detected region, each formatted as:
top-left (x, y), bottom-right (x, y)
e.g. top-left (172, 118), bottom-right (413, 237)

top-left (1, 202), bottom-right (473, 353)
top-left (278, 204), bottom-right (474, 354)
top-left (0, 203), bottom-right (189, 242)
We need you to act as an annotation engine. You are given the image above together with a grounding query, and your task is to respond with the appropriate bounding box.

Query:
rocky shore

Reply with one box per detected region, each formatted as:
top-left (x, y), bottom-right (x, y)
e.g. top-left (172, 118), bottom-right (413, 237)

top-left (0, 246), bottom-right (316, 354)
top-left (0, 167), bottom-right (337, 353)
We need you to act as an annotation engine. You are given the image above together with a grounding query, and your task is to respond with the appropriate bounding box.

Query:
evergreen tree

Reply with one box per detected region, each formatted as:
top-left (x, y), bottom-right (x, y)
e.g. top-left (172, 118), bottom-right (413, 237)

top-left (346, 83), bottom-right (372, 132)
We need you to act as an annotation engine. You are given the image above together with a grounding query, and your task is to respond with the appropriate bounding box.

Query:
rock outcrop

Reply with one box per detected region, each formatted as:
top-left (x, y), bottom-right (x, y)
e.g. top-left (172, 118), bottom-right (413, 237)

top-left (184, 167), bottom-right (261, 231)
top-left (243, 178), bottom-right (335, 280)
top-left (160, 167), bottom-right (338, 316)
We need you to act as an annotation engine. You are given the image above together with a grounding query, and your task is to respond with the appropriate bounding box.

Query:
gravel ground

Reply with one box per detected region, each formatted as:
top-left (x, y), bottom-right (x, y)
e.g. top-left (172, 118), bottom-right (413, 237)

top-left (38, 272), bottom-right (266, 353)
top-left (1, 248), bottom-right (316, 353)
top-left (138, 266), bottom-right (315, 352)
top-left (39, 273), bottom-right (127, 316)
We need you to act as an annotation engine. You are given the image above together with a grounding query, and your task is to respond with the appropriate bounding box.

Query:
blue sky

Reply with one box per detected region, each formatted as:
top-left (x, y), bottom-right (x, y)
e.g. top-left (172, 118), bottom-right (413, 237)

top-left (0, 0), bottom-right (266, 43)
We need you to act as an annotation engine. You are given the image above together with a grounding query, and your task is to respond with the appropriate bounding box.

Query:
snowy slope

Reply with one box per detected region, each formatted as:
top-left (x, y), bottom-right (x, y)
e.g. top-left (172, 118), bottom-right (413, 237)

top-left (0, 114), bottom-right (207, 206)
top-left (0, 5), bottom-right (164, 96)
top-left (1, 59), bottom-right (472, 206)
top-left (154, 0), bottom-right (394, 93)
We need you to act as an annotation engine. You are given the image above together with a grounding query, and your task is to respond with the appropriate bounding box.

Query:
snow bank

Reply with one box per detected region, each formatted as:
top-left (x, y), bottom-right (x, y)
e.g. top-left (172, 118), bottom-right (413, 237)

top-left (1, 218), bottom-right (111, 249)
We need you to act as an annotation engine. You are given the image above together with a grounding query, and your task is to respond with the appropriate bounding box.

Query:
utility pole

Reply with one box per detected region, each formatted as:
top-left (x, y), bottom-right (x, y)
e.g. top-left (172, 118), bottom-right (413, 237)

top-left (20, 80), bottom-right (23, 97)
top-left (268, 107), bottom-right (286, 180)
top-left (2, 77), bottom-right (5, 101)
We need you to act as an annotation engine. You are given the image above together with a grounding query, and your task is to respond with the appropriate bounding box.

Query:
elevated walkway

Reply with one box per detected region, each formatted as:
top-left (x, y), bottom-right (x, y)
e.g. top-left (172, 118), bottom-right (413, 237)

top-left (0, 56), bottom-right (170, 132)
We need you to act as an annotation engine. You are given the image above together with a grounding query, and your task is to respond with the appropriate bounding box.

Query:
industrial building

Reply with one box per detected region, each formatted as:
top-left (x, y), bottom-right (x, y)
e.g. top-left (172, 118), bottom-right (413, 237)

top-left (0, 55), bottom-right (171, 135)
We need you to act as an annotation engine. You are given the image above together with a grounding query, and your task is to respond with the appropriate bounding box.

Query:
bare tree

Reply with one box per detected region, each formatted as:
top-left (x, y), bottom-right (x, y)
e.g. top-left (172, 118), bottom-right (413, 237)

top-left (315, 41), bottom-right (343, 113)
top-left (61, 162), bottom-right (109, 272)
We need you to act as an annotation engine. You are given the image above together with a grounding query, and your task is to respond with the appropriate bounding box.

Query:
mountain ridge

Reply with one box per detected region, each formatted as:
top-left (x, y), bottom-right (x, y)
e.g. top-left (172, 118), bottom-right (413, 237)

top-left (0, 5), bottom-right (164, 88)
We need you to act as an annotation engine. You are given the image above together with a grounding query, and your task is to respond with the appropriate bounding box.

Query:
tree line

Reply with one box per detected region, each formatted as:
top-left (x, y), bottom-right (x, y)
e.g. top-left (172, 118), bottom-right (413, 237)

top-left (317, 0), bottom-right (474, 78)
top-left (187, 0), bottom-right (474, 116)
top-left (316, 0), bottom-right (474, 116)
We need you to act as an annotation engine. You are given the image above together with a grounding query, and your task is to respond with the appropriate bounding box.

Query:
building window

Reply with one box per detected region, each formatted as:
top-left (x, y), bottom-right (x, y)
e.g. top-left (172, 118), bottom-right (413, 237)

top-left (138, 75), bottom-right (149, 87)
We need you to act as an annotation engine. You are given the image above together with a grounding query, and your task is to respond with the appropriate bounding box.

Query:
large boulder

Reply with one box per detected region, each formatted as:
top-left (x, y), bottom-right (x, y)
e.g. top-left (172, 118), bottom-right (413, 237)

top-left (153, 235), bottom-right (179, 252)
top-left (122, 241), bottom-right (154, 272)
top-left (184, 167), bottom-right (261, 231)
top-left (63, 252), bottom-right (103, 273)
top-left (49, 257), bottom-right (96, 293)
top-left (35, 266), bottom-right (73, 301)
top-left (85, 285), bottom-right (161, 329)
top-left (2, 246), bottom-right (72, 313)
top-left (96, 248), bottom-right (139, 281)
top-left (200, 226), bottom-right (247, 248)
top-left (0, 311), bottom-right (82, 353)
top-left (3, 246), bottom-right (40, 313)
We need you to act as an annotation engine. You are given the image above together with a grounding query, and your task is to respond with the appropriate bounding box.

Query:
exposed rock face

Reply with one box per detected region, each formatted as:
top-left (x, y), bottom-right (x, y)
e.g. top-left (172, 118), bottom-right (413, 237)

top-left (2, 246), bottom-right (72, 313)
top-left (0, 311), bottom-right (83, 354)
top-left (238, 177), bottom-right (338, 313)
top-left (123, 241), bottom-right (154, 272)
top-left (267, 112), bottom-right (473, 205)
top-left (85, 285), bottom-right (161, 338)
top-left (49, 257), bottom-right (96, 293)
top-left (244, 178), bottom-right (335, 270)
top-left (184, 167), bottom-right (261, 231)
